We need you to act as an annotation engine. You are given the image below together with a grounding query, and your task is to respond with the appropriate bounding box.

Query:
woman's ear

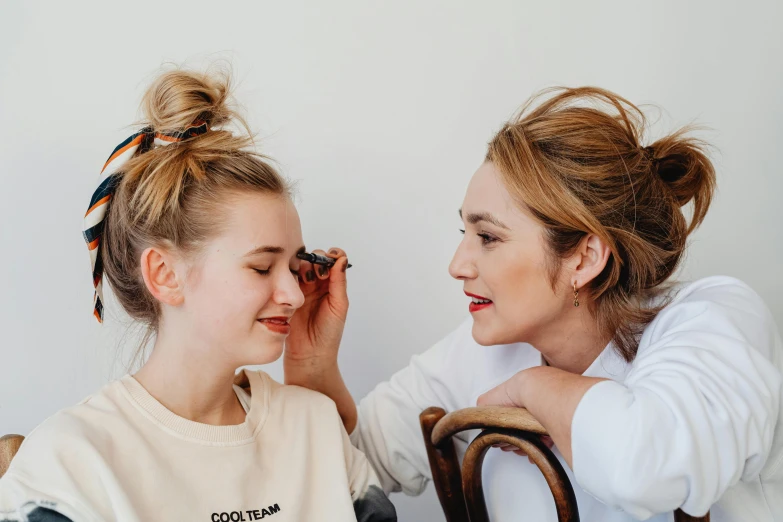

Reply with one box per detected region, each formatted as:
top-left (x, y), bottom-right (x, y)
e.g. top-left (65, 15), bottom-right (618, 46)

top-left (140, 246), bottom-right (185, 307)
top-left (571, 233), bottom-right (611, 289)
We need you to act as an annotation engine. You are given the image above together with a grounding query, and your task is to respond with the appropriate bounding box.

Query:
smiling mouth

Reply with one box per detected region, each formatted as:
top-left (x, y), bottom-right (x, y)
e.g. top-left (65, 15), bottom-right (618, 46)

top-left (465, 292), bottom-right (493, 313)
top-left (257, 317), bottom-right (291, 334)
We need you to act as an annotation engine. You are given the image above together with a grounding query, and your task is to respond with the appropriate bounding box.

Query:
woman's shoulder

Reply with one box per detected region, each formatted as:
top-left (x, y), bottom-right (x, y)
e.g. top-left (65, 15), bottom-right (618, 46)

top-left (659, 275), bottom-right (771, 323)
top-left (669, 275), bottom-right (765, 306)
top-left (643, 275), bottom-right (781, 358)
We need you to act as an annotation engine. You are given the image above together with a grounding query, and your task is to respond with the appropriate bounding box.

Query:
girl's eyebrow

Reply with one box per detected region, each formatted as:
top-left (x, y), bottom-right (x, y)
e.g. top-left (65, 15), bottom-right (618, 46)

top-left (243, 245), bottom-right (284, 257)
top-left (243, 245), bottom-right (307, 257)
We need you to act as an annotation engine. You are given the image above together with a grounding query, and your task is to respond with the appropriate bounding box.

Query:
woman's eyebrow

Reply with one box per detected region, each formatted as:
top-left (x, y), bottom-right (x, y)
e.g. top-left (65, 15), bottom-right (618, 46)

top-left (458, 208), bottom-right (509, 229)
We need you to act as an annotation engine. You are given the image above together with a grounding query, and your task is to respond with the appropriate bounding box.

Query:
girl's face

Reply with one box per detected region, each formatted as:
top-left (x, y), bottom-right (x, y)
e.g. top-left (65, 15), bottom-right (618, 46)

top-left (174, 192), bottom-right (306, 367)
top-left (449, 162), bottom-right (572, 347)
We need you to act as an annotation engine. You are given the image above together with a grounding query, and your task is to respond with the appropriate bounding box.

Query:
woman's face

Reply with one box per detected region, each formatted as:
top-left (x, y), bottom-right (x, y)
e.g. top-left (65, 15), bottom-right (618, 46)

top-left (177, 192), bottom-right (306, 367)
top-left (449, 162), bottom-right (571, 346)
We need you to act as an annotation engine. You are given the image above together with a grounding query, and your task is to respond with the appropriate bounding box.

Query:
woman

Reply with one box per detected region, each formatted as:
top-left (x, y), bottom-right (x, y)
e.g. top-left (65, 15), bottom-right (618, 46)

top-left (285, 87), bottom-right (783, 521)
top-left (0, 68), bottom-right (396, 522)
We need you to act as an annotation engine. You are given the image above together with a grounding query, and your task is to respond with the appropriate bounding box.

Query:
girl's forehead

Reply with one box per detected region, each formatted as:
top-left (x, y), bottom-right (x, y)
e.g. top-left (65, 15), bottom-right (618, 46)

top-left (215, 195), bottom-right (303, 253)
top-left (223, 194), bottom-right (296, 227)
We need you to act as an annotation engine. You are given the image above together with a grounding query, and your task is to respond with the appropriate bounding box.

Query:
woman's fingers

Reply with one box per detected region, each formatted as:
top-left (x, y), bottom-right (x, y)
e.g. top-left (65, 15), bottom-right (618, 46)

top-left (476, 371), bottom-right (526, 408)
top-left (492, 436), bottom-right (555, 460)
top-left (312, 249), bottom-right (330, 280)
top-left (327, 247), bottom-right (346, 259)
top-left (324, 249), bottom-right (349, 315)
top-left (493, 442), bottom-right (526, 455)
top-left (298, 259), bottom-right (316, 286)
top-left (299, 247), bottom-right (347, 285)
top-left (297, 247), bottom-right (349, 317)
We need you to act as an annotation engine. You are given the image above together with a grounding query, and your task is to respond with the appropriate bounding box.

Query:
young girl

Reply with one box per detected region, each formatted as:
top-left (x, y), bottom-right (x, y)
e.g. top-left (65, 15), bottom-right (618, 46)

top-left (0, 69), bottom-right (396, 522)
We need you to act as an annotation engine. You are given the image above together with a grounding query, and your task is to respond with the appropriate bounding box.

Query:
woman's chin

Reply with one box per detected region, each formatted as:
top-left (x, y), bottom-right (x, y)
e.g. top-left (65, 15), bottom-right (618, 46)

top-left (471, 323), bottom-right (502, 346)
top-left (472, 320), bottom-right (527, 347)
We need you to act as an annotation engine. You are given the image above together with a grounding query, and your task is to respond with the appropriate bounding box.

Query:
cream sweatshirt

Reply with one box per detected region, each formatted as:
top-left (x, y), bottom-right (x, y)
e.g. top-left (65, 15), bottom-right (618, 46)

top-left (0, 370), bottom-right (396, 522)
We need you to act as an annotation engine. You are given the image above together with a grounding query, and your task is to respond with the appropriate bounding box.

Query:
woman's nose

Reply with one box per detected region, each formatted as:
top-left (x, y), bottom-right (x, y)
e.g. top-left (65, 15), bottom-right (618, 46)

top-left (449, 240), bottom-right (478, 280)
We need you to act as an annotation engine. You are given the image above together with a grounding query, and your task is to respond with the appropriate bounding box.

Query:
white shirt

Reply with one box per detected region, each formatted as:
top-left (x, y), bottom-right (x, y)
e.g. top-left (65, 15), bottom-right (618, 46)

top-left (350, 276), bottom-right (783, 521)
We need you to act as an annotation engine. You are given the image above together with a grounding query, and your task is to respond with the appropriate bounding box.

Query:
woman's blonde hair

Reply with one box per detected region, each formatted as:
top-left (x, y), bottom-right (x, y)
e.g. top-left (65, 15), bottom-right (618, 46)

top-left (487, 87), bottom-right (716, 361)
top-left (102, 68), bottom-right (289, 330)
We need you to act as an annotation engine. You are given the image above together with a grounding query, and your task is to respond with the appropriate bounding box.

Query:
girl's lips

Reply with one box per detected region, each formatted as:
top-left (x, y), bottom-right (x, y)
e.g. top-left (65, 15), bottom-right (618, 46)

top-left (257, 317), bottom-right (291, 335)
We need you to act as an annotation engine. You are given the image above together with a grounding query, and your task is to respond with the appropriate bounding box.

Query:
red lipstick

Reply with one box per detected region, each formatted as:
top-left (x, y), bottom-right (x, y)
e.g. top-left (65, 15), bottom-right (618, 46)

top-left (257, 316), bottom-right (291, 335)
top-left (465, 291), bottom-right (493, 313)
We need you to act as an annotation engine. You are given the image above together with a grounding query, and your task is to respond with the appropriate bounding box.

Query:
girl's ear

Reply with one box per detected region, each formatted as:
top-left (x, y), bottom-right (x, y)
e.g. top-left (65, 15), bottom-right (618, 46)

top-left (140, 246), bottom-right (185, 307)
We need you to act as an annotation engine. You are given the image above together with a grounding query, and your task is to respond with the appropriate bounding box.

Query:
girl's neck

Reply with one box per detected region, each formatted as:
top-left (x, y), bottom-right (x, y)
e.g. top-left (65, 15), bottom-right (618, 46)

top-left (133, 329), bottom-right (246, 426)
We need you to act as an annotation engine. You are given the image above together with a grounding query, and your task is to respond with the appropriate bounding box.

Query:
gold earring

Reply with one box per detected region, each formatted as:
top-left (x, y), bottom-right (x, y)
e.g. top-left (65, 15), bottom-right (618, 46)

top-left (573, 282), bottom-right (579, 307)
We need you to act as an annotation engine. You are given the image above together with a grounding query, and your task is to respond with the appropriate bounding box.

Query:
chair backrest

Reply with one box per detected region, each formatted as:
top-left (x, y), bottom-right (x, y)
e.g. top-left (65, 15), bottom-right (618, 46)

top-left (0, 434), bottom-right (25, 478)
top-left (420, 406), bottom-right (709, 522)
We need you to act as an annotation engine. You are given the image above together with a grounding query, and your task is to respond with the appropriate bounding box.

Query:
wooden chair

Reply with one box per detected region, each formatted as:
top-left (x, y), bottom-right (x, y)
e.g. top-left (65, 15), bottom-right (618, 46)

top-left (0, 434), bottom-right (25, 478)
top-left (420, 406), bottom-right (709, 522)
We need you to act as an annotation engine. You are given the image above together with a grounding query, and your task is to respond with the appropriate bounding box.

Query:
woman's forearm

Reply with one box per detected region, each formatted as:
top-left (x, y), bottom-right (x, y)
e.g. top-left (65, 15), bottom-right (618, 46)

top-left (284, 358), bottom-right (358, 433)
top-left (478, 366), bottom-right (606, 468)
top-left (517, 367), bottom-right (606, 467)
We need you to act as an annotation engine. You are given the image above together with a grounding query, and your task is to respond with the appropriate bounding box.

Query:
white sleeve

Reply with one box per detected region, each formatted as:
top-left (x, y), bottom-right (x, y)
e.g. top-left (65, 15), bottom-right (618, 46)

top-left (571, 279), bottom-right (783, 519)
top-left (342, 429), bottom-right (397, 521)
top-left (350, 319), bottom-right (478, 496)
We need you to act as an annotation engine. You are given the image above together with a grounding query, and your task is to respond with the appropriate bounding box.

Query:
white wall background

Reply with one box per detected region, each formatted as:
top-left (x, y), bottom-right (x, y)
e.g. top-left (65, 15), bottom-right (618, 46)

top-left (1, 1), bottom-right (782, 519)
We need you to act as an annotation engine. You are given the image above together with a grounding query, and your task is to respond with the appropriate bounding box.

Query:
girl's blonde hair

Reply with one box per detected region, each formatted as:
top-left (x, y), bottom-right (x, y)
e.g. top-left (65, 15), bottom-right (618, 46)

top-left (102, 68), bottom-right (289, 330)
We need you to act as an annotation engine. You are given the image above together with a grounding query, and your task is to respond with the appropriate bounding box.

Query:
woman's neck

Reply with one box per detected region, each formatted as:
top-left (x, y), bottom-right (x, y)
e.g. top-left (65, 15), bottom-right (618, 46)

top-left (531, 304), bottom-right (612, 375)
top-left (133, 329), bottom-right (246, 426)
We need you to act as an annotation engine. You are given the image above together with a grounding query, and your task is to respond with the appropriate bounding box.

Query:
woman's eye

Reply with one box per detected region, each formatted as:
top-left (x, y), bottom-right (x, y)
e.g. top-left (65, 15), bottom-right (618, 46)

top-left (290, 269), bottom-right (302, 281)
top-left (478, 233), bottom-right (498, 245)
top-left (460, 228), bottom-right (498, 245)
top-left (253, 268), bottom-right (270, 275)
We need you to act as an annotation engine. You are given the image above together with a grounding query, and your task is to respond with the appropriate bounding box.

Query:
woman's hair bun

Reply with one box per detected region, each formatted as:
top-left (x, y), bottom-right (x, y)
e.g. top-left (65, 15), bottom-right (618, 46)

top-left (645, 129), bottom-right (715, 219)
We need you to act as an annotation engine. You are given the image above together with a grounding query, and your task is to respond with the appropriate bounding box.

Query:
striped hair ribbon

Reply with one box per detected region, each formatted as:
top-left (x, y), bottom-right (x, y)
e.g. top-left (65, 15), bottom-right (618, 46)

top-left (82, 121), bottom-right (209, 322)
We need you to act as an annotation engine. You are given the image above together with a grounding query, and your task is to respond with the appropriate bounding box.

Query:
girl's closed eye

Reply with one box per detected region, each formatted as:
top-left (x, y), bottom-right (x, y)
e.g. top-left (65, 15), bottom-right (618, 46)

top-left (252, 267), bottom-right (302, 281)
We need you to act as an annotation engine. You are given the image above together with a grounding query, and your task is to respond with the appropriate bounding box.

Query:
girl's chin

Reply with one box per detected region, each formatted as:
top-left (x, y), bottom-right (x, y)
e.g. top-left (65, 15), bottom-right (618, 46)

top-left (241, 338), bottom-right (285, 366)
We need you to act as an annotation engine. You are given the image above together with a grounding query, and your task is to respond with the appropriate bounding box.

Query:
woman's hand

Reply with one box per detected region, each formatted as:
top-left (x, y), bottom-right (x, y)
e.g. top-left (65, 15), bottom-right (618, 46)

top-left (477, 366), bottom-right (606, 467)
top-left (477, 370), bottom-right (530, 409)
top-left (286, 248), bottom-right (350, 367)
top-left (492, 436), bottom-right (555, 463)
top-left (478, 370), bottom-right (554, 461)
top-left (285, 248), bottom-right (358, 432)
